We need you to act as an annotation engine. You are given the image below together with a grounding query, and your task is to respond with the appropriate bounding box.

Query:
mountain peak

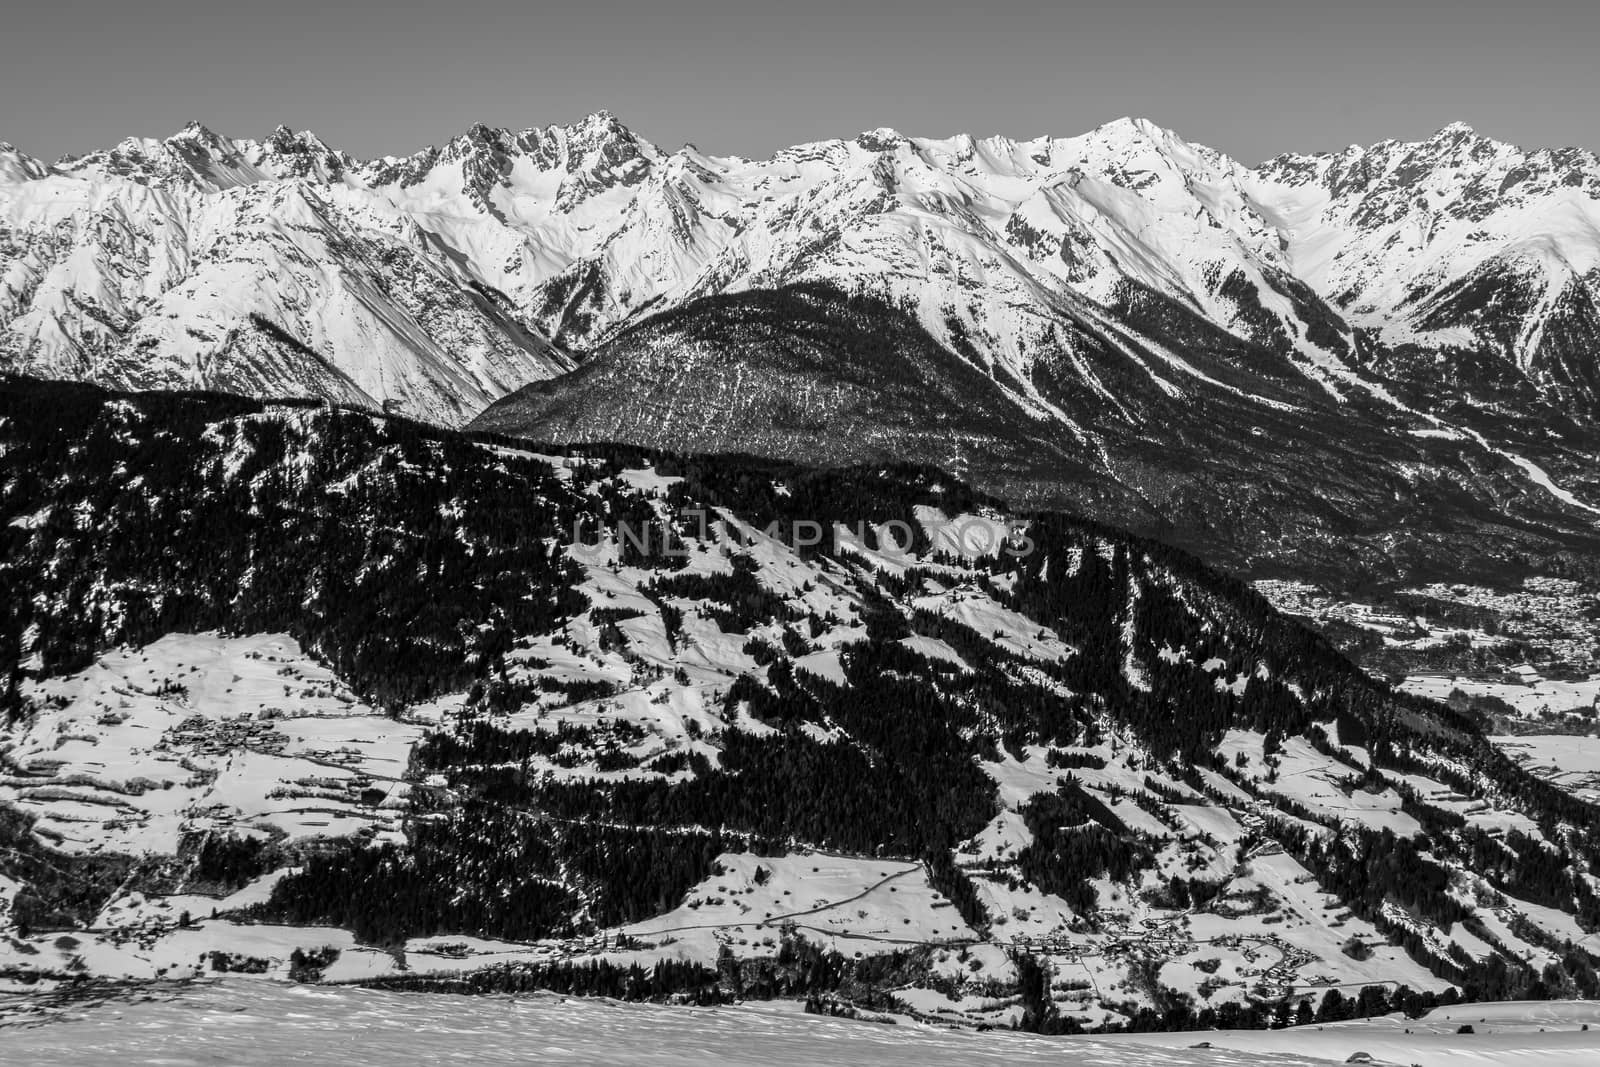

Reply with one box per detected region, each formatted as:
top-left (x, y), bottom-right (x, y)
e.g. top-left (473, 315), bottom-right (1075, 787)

top-left (263, 124), bottom-right (332, 151)
top-left (169, 121), bottom-right (229, 147)
top-left (253, 125), bottom-right (348, 181)
top-left (458, 121), bottom-right (509, 148)
top-left (1090, 116), bottom-right (1171, 141)
top-left (563, 109), bottom-right (646, 147)
top-left (855, 127), bottom-right (907, 151)
top-left (1421, 121), bottom-right (1495, 151)
top-left (1432, 120), bottom-right (1479, 140)
top-left (1078, 116), bottom-right (1211, 163)
top-left (552, 110), bottom-right (643, 146)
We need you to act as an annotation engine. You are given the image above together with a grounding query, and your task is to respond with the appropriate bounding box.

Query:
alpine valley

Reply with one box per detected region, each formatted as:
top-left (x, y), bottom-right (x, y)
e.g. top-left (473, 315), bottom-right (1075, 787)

top-left (5, 113), bottom-right (1600, 1038)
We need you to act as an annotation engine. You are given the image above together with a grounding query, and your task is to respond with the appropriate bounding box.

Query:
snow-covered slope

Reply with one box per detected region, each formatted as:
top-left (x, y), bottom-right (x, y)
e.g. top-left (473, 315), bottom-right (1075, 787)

top-left (1251, 124), bottom-right (1600, 399)
top-left (0, 121), bottom-right (601, 425)
top-left (0, 632), bottom-right (422, 856)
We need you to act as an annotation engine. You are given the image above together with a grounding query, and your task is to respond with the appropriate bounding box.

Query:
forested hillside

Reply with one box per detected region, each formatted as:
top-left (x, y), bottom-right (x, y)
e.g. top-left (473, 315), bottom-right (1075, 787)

top-left (4, 376), bottom-right (1600, 1029)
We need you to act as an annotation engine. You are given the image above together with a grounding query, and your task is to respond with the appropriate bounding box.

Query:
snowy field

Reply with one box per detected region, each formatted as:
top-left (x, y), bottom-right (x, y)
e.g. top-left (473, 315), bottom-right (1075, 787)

top-left (1, 633), bottom-right (426, 854)
top-left (624, 852), bottom-right (979, 957)
top-left (1491, 734), bottom-right (1600, 802)
top-left (1402, 672), bottom-right (1600, 718)
top-left (3, 982), bottom-right (1598, 1065)
top-left (0, 978), bottom-right (1517, 1067)
top-left (1109, 999), bottom-right (1600, 1066)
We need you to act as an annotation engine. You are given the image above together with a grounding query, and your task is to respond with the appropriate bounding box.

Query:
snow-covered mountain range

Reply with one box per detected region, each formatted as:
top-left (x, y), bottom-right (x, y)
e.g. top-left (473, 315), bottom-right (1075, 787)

top-left (4, 115), bottom-right (1600, 579)
top-left (5, 114), bottom-right (1598, 420)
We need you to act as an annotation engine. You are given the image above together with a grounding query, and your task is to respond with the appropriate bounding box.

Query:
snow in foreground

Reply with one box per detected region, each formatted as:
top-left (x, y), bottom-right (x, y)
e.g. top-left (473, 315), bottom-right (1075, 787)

top-left (3, 982), bottom-right (1599, 1066)
top-left (1106, 998), bottom-right (1600, 1066)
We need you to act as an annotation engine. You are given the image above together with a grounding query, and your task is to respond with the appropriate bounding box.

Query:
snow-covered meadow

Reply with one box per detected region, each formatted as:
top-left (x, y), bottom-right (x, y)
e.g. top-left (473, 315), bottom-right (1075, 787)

top-left (3, 981), bottom-right (1598, 1066)
top-left (1, 633), bottom-right (427, 855)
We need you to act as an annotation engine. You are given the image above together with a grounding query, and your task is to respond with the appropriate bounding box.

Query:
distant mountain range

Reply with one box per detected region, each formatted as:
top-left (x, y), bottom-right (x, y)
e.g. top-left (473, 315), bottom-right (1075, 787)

top-left (4, 115), bottom-right (1600, 582)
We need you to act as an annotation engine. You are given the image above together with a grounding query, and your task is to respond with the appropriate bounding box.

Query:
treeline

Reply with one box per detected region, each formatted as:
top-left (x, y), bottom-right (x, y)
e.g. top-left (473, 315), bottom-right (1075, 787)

top-left (261, 803), bottom-right (581, 944)
top-left (366, 957), bottom-right (729, 1004)
top-left (363, 934), bottom-right (934, 1011)
top-left (261, 795), bottom-right (774, 943)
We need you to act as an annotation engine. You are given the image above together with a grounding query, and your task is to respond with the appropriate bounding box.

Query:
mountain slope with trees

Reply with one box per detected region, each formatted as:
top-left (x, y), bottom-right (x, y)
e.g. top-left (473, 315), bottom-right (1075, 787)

top-left (3, 378), bottom-right (1600, 1026)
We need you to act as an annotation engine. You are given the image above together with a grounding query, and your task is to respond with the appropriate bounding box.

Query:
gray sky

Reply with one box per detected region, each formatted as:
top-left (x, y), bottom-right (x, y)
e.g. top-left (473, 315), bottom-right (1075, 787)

top-left (4, 0), bottom-right (1596, 164)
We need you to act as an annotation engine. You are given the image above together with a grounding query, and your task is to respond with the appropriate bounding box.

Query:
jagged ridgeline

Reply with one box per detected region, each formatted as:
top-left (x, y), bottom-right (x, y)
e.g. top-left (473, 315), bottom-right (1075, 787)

top-left (4, 375), bottom-right (1600, 1020)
